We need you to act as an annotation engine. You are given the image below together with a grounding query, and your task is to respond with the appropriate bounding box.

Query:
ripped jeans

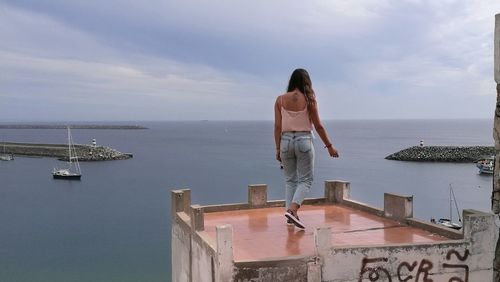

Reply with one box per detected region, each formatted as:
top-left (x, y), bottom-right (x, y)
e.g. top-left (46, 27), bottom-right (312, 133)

top-left (279, 131), bottom-right (314, 209)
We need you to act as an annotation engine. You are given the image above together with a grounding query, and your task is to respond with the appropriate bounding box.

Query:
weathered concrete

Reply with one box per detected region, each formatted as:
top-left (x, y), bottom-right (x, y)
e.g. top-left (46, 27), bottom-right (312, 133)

top-left (171, 189), bottom-right (235, 282)
top-left (171, 181), bottom-right (498, 281)
top-left (494, 14), bottom-right (500, 281)
top-left (324, 180), bottom-right (350, 203)
top-left (384, 193), bottom-right (413, 221)
top-left (385, 146), bottom-right (494, 162)
top-left (248, 184), bottom-right (267, 208)
top-left (495, 14), bottom-right (500, 84)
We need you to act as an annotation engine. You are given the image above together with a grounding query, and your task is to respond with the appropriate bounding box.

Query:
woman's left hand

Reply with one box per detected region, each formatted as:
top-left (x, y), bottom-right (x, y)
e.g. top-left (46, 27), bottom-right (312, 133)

top-left (327, 146), bottom-right (339, 158)
top-left (276, 149), bottom-right (281, 162)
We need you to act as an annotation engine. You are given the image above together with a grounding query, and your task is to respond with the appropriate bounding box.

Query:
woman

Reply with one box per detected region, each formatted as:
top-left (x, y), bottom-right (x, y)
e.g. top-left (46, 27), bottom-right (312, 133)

top-left (274, 68), bottom-right (339, 229)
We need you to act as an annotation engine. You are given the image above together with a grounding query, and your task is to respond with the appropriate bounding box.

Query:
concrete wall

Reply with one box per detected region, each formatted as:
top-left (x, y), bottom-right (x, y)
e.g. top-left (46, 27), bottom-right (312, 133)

top-left (234, 258), bottom-right (313, 282)
top-left (495, 14), bottom-right (500, 84)
top-left (315, 209), bottom-right (497, 282)
top-left (172, 213), bottom-right (192, 282)
top-left (171, 190), bottom-right (233, 282)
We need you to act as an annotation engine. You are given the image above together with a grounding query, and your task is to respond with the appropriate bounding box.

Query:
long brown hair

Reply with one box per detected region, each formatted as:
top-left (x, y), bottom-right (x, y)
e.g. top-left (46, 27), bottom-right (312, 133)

top-left (286, 68), bottom-right (316, 115)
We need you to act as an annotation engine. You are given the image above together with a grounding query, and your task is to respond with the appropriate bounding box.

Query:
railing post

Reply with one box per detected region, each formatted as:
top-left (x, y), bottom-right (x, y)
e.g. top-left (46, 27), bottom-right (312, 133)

top-left (384, 193), bottom-right (413, 220)
top-left (248, 184), bottom-right (268, 208)
top-left (171, 189), bottom-right (191, 216)
top-left (314, 227), bottom-right (331, 281)
top-left (190, 204), bottom-right (204, 231)
top-left (324, 180), bottom-right (350, 203)
top-left (216, 224), bottom-right (233, 282)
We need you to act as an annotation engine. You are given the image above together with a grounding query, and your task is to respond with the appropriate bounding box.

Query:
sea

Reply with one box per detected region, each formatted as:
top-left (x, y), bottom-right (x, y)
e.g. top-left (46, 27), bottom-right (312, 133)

top-left (0, 119), bottom-right (494, 282)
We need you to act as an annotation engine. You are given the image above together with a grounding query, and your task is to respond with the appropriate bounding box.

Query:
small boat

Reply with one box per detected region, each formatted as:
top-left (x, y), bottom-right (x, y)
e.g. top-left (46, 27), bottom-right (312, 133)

top-left (0, 154), bottom-right (14, 161)
top-left (0, 143), bottom-right (14, 161)
top-left (436, 218), bottom-right (462, 230)
top-left (433, 184), bottom-right (462, 230)
top-left (52, 127), bottom-right (81, 180)
top-left (476, 156), bottom-right (494, 174)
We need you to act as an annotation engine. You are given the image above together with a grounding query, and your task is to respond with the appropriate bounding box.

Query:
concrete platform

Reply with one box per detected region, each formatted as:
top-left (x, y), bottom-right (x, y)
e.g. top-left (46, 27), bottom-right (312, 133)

top-left (204, 204), bottom-right (448, 261)
top-left (171, 181), bottom-right (497, 282)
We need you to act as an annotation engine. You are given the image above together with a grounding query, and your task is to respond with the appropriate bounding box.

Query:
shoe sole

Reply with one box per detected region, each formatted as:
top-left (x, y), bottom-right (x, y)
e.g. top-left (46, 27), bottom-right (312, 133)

top-left (285, 212), bottom-right (305, 229)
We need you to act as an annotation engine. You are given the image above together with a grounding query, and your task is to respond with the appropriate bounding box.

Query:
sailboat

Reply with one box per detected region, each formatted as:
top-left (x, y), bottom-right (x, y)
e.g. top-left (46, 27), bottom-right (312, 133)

top-left (436, 184), bottom-right (462, 230)
top-left (0, 143), bottom-right (14, 161)
top-left (52, 127), bottom-right (81, 180)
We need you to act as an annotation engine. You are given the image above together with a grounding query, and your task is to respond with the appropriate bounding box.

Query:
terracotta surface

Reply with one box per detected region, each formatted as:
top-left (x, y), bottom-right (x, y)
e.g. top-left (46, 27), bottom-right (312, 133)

top-left (204, 204), bottom-right (449, 261)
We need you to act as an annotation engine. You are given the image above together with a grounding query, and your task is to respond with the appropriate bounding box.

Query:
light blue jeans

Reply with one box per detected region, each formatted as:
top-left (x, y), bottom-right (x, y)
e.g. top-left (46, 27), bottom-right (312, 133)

top-left (280, 131), bottom-right (314, 209)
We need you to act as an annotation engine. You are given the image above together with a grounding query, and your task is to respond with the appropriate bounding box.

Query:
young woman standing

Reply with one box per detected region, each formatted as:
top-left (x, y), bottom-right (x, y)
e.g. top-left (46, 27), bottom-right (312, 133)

top-left (274, 69), bottom-right (339, 229)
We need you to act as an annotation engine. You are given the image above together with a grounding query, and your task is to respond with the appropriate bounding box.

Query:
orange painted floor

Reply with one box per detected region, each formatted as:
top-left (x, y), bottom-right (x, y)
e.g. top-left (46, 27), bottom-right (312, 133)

top-left (204, 204), bottom-right (449, 261)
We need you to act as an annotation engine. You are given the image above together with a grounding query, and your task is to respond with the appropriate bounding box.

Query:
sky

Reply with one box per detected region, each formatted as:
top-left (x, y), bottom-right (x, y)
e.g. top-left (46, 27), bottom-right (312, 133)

top-left (1, 0), bottom-right (499, 121)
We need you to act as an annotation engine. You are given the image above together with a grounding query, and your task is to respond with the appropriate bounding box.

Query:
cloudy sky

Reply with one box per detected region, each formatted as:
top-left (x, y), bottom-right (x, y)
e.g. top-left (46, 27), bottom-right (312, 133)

top-left (1, 0), bottom-right (499, 121)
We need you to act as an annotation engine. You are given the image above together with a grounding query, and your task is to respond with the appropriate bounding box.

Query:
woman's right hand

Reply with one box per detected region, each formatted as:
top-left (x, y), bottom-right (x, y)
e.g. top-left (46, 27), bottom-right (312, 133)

top-left (327, 146), bottom-right (339, 158)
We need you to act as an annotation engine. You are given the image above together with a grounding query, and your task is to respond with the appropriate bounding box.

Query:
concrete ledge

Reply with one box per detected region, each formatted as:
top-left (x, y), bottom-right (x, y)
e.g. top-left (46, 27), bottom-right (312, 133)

top-left (235, 256), bottom-right (313, 268)
top-left (234, 256), bottom-right (313, 282)
top-left (341, 199), bottom-right (385, 217)
top-left (192, 231), bottom-right (216, 256)
top-left (406, 218), bottom-right (463, 240)
top-left (202, 198), bottom-right (327, 213)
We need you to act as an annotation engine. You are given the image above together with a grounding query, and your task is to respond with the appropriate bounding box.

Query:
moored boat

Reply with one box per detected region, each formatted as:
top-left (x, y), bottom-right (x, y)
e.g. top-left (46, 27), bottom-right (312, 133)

top-left (432, 184), bottom-right (462, 230)
top-left (0, 143), bottom-right (14, 161)
top-left (52, 127), bottom-right (82, 180)
top-left (476, 156), bottom-right (494, 174)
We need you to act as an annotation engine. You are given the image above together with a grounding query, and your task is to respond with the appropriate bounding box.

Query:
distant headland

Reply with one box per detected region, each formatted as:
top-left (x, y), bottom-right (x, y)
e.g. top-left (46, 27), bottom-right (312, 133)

top-left (0, 124), bottom-right (148, 129)
top-left (385, 146), bottom-right (494, 162)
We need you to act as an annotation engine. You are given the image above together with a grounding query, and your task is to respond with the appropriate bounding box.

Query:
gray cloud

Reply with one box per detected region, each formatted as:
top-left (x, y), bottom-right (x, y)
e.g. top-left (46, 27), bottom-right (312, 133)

top-left (0, 0), bottom-right (499, 121)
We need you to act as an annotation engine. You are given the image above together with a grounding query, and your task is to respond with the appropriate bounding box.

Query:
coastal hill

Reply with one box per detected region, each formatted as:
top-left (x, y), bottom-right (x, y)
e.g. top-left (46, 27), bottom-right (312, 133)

top-left (385, 145), bottom-right (494, 162)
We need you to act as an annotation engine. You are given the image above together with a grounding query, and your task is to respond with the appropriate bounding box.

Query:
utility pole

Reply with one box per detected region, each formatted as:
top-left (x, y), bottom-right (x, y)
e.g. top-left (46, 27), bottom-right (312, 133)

top-left (492, 13), bottom-right (500, 282)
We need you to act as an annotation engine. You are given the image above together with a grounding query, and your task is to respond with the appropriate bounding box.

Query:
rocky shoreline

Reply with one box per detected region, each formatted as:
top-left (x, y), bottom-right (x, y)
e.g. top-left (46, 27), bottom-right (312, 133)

top-left (1, 142), bottom-right (132, 161)
top-left (385, 146), bottom-right (494, 162)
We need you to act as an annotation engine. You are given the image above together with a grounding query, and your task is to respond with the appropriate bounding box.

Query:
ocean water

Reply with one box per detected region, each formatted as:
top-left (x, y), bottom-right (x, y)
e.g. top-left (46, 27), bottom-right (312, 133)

top-left (0, 119), bottom-right (494, 282)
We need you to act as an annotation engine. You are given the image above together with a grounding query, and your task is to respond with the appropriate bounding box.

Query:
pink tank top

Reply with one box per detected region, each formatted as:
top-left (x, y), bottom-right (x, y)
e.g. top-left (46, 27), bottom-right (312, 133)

top-left (280, 96), bottom-right (313, 132)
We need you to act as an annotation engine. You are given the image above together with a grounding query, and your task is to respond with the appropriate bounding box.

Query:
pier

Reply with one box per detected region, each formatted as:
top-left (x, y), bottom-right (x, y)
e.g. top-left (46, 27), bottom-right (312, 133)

top-left (0, 142), bottom-right (132, 161)
top-left (171, 181), bottom-right (496, 281)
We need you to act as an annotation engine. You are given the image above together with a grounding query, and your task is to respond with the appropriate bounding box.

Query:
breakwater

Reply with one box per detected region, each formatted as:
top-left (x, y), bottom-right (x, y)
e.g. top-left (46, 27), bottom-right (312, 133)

top-left (0, 124), bottom-right (147, 129)
top-left (0, 142), bottom-right (132, 161)
top-left (385, 146), bottom-right (494, 162)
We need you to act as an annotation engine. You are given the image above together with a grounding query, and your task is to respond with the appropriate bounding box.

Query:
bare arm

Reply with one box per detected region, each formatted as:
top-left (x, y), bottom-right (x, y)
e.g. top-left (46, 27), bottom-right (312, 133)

top-left (310, 102), bottom-right (339, 157)
top-left (274, 97), bottom-right (282, 162)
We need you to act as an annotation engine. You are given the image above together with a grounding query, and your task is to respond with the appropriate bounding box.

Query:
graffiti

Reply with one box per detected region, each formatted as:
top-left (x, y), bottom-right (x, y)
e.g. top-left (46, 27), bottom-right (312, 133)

top-left (359, 258), bottom-right (391, 282)
top-left (358, 249), bottom-right (469, 282)
top-left (442, 249), bottom-right (470, 282)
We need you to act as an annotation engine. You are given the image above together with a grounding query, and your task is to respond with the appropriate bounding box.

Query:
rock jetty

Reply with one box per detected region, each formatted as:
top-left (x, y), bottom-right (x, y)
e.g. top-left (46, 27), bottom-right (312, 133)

top-left (0, 124), bottom-right (147, 129)
top-left (385, 146), bottom-right (494, 162)
top-left (0, 142), bottom-right (132, 161)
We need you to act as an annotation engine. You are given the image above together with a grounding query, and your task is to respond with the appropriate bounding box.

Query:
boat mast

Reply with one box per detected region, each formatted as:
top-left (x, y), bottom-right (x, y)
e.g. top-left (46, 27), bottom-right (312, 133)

top-left (449, 184), bottom-right (453, 222)
top-left (67, 126), bottom-right (72, 167)
top-left (450, 184), bottom-right (462, 222)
